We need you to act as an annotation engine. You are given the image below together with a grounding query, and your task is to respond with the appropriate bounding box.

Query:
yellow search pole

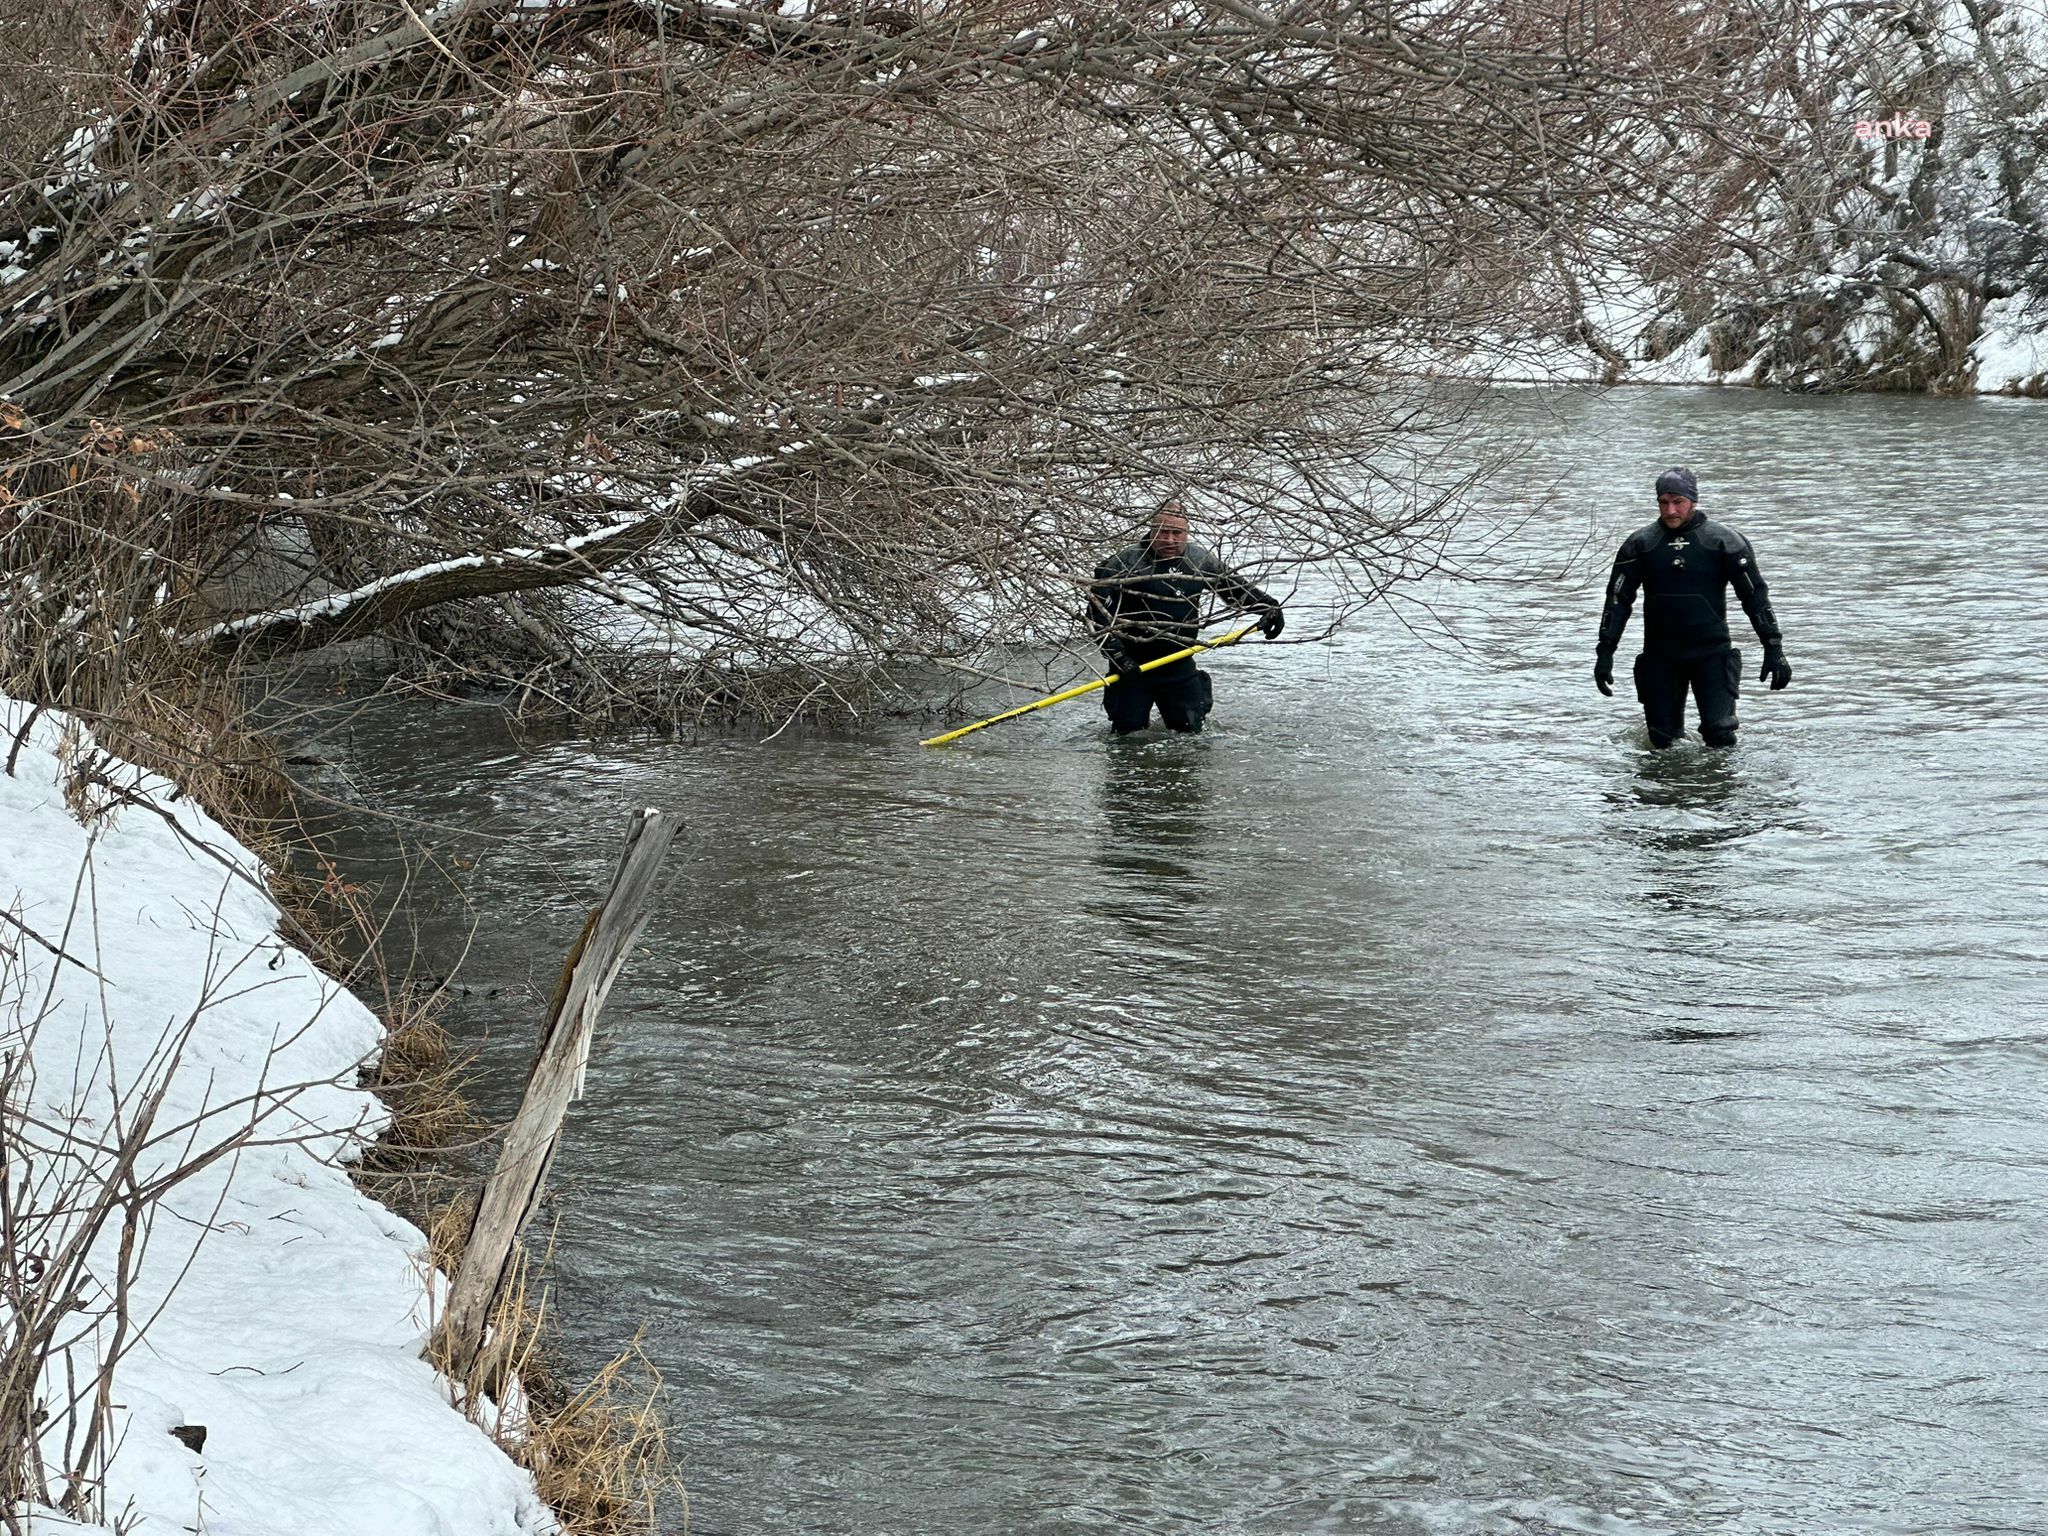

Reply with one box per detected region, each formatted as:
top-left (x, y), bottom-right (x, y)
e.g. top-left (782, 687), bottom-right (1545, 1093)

top-left (920, 624), bottom-right (1259, 747)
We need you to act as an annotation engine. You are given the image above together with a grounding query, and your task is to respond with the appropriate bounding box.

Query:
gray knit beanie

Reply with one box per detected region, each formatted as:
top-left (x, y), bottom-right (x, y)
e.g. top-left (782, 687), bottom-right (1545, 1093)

top-left (1655, 467), bottom-right (1699, 502)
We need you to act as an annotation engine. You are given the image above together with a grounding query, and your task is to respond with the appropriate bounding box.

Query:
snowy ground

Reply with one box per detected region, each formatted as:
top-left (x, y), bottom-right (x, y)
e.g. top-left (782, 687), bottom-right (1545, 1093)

top-left (1442, 256), bottom-right (2048, 394)
top-left (1456, 316), bottom-right (2048, 393)
top-left (1, 696), bottom-right (551, 1535)
top-left (1973, 295), bottom-right (2048, 392)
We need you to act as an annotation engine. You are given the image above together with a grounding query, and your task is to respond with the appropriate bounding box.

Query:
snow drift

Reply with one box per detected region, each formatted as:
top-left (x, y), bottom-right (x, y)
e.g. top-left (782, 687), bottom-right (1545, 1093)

top-left (0, 696), bottom-right (551, 1536)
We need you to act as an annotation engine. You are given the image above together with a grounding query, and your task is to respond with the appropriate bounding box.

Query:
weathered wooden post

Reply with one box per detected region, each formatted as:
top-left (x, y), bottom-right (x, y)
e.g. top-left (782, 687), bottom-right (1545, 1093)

top-left (436, 807), bottom-right (678, 1383)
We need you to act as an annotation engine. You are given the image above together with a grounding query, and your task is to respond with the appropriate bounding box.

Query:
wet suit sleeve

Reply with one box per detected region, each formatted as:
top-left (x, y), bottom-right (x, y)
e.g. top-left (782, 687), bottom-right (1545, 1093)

top-left (1190, 546), bottom-right (1278, 613)
top-left (1087, 557), bottom-right (1131, 666)
top-left (1595, 535), bottom-right (1642, 655)
top-left (1725, 537), bottom-right (1783, 650)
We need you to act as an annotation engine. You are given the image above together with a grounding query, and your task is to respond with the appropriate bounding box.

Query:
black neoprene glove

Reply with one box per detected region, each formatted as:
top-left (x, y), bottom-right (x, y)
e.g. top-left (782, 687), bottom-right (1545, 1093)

top-left (1760, 647), bottom-right (1792, 691)
top-left (1594, 650), bottom-right (1615, 697)
top-left (1258, 604), bottom-right (1285, 640)
top-left (1104, 643), bottom-right (1143, 686)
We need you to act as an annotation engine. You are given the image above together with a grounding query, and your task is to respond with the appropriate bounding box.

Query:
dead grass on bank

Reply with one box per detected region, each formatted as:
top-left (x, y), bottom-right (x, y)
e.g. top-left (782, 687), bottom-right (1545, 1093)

top-left (526, 1343), bottom-right (681, 1536)
top-left (281, 803), bottom-right (684, 1536)
top-left (355, 991), bottom-right (487, 1189)
top-left (3, 620), bottom-right (680, 1534)
top-left (426, 1239), bottom-right (684, 1536)
top-left (353, 909), bottom-right (682, 1535)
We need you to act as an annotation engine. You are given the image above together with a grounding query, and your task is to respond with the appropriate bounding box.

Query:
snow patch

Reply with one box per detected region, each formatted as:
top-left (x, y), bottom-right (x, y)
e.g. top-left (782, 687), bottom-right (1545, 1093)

top-left (0, 697), bottom-right (555, 1535)
top-left (1973, 295), bottom-right (2048, 392)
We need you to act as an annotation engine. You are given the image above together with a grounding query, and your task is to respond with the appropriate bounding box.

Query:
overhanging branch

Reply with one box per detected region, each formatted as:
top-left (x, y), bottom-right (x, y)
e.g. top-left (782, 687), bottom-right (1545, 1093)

top-left (189, 450), bottom-right (808, 659)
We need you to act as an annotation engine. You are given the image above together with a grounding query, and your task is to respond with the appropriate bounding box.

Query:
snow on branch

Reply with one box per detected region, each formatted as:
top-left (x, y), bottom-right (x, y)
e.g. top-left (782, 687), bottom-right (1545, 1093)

top-left (190, 449), bottom-right (804, 660)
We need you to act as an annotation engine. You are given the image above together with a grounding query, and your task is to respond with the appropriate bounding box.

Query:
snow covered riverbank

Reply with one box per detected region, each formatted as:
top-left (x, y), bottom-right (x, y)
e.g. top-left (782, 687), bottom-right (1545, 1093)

top-left (1450, 292), bottom-right (2048, 395)
top-left (1, 696), bottom-right (550, 1535)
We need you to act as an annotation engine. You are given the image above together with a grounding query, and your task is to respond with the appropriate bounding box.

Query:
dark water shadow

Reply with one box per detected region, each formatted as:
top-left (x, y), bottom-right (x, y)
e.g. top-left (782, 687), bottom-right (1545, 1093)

top-left (1081, 732), bottom-right (1224, 946)
top-left (1595, 742), bottom-right (1810, 930)
top-left (1605, 741), bottom-right (1804, 847)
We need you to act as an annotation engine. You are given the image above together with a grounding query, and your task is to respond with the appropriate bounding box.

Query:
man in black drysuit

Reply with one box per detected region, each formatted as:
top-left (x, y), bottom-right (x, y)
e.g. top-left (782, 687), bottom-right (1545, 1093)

top-left (1594, 467), bottom-right (1792, 749)
top-left (1087, 501), bottom-right (1284, 734)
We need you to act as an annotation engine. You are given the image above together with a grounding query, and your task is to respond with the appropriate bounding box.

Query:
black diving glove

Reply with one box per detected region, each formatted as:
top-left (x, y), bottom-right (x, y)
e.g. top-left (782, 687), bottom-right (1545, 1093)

top-left (1593, 649), bottom-right (1615, 697)
top-left (1760, 647), bottom-right (1792, 691)
top-left (1104, 643), bottom-right (1143, 686)
top-left (1257, 604), bottom-right (1285, 640)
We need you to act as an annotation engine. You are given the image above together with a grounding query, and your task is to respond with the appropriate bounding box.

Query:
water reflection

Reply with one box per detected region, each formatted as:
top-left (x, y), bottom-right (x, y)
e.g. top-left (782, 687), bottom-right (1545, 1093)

top-left (1588, 739), bottom-right (1817, 979)
top-left (1088, 736), bottom-right (1216, 938)
top-left (1603, 740), bottom-right (1805, 839)
top-left (1624, 744), bottom-right (1788, 841)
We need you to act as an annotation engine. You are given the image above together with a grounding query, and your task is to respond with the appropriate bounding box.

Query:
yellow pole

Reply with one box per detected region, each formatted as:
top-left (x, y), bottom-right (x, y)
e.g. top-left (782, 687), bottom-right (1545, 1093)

top-left (920, 624), bottom-right (1259, 747)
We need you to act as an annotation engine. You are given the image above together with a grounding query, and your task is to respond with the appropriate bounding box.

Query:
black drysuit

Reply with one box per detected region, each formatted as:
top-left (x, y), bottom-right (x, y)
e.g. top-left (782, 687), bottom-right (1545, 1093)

top-left (1087, 541), bottom-right (1276, 733)
top-left (1596, 510), bottom-right (1784, 748)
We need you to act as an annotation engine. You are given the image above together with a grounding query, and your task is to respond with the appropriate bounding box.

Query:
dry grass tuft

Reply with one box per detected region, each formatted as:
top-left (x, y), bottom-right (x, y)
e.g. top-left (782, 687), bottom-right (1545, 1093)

top-left (422, 1194), bottom-right (478, 1281)
top-left (358, 996), bottom-right (484, 1177)
top-left (522, 1343), bottom-right (680, 1536)
top-left (431, 1242), bottom-right (683, 1536)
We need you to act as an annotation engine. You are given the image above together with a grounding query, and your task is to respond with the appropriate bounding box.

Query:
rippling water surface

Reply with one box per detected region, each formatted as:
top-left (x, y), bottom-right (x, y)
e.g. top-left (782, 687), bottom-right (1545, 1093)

top-left (321, 387), bottom-right (2048, 1535)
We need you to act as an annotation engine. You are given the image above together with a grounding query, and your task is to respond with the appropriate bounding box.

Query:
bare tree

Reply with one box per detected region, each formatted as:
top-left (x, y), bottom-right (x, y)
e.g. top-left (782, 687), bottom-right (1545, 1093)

top-left (1557, 0), bottom-right (2048, 393)
top-left (0, 0), bottom-right (1756, 720)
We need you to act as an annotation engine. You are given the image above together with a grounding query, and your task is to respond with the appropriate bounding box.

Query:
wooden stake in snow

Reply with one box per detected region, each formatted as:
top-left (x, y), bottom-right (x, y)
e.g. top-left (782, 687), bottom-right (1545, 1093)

top-left (437, 807), bottom-right (678, 1382)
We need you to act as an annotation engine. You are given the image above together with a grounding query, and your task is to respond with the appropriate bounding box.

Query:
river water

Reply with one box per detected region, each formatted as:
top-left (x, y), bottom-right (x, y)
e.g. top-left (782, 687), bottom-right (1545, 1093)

top-left (316, 386), bottom-right (2048, 1536)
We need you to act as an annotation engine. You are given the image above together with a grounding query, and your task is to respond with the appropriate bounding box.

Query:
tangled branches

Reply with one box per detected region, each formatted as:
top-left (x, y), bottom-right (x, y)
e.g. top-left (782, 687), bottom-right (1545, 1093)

top-left (0, 0), bottom-right (1750, 720)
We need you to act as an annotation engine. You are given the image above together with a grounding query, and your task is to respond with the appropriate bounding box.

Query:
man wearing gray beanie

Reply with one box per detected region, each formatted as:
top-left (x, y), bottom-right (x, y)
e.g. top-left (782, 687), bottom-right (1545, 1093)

top-left (1592, 468), bottom-right (1791, 749)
